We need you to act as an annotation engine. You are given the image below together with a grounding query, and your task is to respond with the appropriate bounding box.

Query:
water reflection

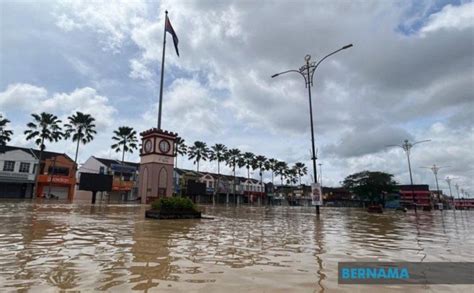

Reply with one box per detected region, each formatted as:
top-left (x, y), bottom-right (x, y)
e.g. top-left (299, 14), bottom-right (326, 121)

top-left (0, 202), bottom-right (472, 292)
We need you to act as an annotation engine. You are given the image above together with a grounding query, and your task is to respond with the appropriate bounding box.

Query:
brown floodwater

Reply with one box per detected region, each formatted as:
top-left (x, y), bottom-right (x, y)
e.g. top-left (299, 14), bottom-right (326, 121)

top-left (0, 201), bottom-right (472, 292)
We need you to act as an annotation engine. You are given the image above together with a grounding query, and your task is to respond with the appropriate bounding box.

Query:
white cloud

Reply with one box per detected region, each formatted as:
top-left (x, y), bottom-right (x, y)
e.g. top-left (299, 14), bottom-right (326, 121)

top-left (0, 83), bottom-right (48, 110)
top-left (0, 84), bottom-right (116, 130)
top-left (54, 0), bottom-right (147, 52)
top-left (420, 2), bottom-right (474, 35)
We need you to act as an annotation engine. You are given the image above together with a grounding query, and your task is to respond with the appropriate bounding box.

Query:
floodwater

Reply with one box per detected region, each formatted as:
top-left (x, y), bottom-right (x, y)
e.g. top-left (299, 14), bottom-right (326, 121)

top-left (0, 202), bottom-right (472, 292)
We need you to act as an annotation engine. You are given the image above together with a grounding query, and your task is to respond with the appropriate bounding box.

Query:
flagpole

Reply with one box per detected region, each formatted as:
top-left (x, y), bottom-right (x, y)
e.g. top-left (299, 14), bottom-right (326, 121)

top-left (157, 10), bottom-right (168, 129)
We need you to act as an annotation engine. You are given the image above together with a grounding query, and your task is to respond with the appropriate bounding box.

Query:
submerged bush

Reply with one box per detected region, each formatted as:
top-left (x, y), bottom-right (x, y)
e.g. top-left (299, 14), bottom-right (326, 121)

top-left (151, 196), bottom-right (197, 211)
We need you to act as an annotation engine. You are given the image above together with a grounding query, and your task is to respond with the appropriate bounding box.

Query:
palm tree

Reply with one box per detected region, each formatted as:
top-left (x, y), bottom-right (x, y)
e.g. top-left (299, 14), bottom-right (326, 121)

top-left (286, 168), bottom-right (298, 185)
top-left (24, 112), bottom-right (64, 197)
top-left (225, 148), bottom-right (242, 198)
top-left (111, 126), bottom-right (138, 200)
top-left (253, 155), bottom-right (267, 184)
top-left (187, 141), bottom-right (210, 172)
top-left (275, 161), bottom-right (288, 185)
top-left (266, 158), bottom-right (279, 185)
top-left (111, 126), bottom-right (138, 163)
top-left (241, 152), bottom-right (255, 179)
top-left (210, 143), bottom-right (227, 202)
top-left (174, 137), bottom-right (187, 168)
top-left (64, 112), bottom-right (97, 167)
top-left (0, 114), bottom-right (13, 147)
top-left (293, 162), bottom-right (308, 185)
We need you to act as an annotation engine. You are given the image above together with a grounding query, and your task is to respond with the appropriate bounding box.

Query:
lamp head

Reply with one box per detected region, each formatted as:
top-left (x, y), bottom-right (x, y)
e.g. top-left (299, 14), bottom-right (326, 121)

top-left (304, 54), bottom-right (311, 62)
top-left (342, 44), bottom-right (353, 50)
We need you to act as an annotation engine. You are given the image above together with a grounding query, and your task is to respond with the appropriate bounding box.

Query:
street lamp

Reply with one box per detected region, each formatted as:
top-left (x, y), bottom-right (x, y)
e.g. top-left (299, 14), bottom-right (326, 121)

top-left (445, 176), bottom-right (456, 211)
top-left (271, 44), bottom-right (353, 215)
top-left (387, 139), bottom-right (430, 213)
top-left (421, 164), bottom-right (449, 209)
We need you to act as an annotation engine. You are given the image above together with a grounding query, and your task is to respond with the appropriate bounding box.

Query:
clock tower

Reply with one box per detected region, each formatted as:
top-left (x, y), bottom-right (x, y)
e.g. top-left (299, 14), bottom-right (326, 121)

top-left (138, 128), bottom-right (177, 204)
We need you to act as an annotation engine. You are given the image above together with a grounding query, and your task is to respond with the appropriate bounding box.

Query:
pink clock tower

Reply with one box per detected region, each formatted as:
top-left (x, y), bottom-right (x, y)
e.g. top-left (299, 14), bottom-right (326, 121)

top-left (138, 128), bottom-right (177, 204)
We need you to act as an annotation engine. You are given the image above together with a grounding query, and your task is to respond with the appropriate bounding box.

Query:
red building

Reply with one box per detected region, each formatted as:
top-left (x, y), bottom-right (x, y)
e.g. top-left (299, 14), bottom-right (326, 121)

top-left (398, 185), bottom-right (432, 210)
top-left (454, 198), bottom-right (474, 210)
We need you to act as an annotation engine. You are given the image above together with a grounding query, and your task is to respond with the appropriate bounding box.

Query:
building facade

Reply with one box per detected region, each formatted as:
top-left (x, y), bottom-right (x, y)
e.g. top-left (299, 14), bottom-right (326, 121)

top-left (0, 146), bottom-right (38, 198)
top-left (0, 146), bottom-right (76, 200)
top-left (76, 156), bottom-right (139, 202)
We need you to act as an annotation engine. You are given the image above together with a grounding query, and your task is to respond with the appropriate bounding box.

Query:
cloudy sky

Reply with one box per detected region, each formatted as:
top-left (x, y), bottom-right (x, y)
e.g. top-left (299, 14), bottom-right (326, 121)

top-left (1, 0), bottom-right (473, 196)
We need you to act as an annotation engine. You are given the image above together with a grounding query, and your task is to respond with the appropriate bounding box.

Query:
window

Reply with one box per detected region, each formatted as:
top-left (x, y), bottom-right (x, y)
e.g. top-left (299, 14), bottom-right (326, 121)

top-left (99, 166), bottom-right (105, 174)
top-left (19, 162), bottom-right (30, 173)
top-left (3, 161), bottom-right (15, 172)
top-left (48, 166), bottom-right (69, 176)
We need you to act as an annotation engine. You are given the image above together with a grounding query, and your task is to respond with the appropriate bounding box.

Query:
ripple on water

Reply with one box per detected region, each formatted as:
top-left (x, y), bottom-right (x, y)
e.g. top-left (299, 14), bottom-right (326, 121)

top-left (0, 202), bottom-right (473, 292)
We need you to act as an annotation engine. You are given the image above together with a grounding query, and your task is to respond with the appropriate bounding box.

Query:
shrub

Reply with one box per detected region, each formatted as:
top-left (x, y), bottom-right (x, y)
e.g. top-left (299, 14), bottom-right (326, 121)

top-left (151, 196), bottom-right (197, 211)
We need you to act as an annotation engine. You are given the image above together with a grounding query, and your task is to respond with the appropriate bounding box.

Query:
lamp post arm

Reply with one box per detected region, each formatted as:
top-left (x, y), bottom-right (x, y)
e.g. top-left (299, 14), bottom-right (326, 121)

top-left (310, 46), bottom-right (350, 82)
top-left (271, 69), bottom-right (304, 78)
top-left (412, 139), bottom-right (431, 146)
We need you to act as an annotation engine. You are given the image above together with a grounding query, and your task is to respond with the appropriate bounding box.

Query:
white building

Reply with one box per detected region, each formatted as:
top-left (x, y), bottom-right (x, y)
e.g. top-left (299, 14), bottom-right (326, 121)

top-left (0, 146), bottom-right (38, 198)
top-left (76, 156), bottom-right (139, 202)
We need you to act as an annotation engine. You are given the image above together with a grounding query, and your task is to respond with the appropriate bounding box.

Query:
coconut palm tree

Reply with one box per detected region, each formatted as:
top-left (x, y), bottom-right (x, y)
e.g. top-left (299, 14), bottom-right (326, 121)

top-left (64, 112), bottom-right (97, 167)
top-left (174, 136), bottom-right (187, 167)
top-left (111, 126), bottom-right (138, 199)
top-left (253, 155), bottom-right (267, 184)
top-left (293, 162), bottom-right (308, 185)
top-left (275, 161), bottom-right (288, 185)
top-left (111, 126), bottom-right (138, 163)
top-left (0, 114), bottom-right (13, 147)
top-left (24, 112), bottom-right (64, 197)
top-left (266, 158), bottom-right (279, 185)
top-left (210, 143), bottom-right (227, 202)
top-left (187, 141), bottom-right (210, 172)
top-left (286, 168), bottom-right (298, 185)
top-left (241, 152), bottom-right (255, 179)
top-left (225, 148), bottom-right (242, 198)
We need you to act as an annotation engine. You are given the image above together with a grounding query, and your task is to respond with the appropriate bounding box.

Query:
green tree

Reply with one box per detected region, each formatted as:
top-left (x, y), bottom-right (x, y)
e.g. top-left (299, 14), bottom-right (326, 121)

top-left (0, 114), bottom-right (13, 146)
top-left (286, 168), bottom-right (298, 185)
top-left (210, 143), bottom-right (227, 203)
top-left (225, 148), bottom-right (242, 197)
top-left (24, 112), bottom-right (64, 196)
top-left (275, 161), bottom-right (288, 185)
top-left (111, 126), bottom-right (138, 199)
top-left (266, 158), bottom-right (279, 185)
top-left (187, 141), bottom-right (210, 172)
top-left (174, 137), bottom-right (187, 168)
top-left (293, 162), bottom-right (308, 185)
top-left (342, 170), bottom-right (397, 205)
top-left (253, 155), bottom-right (267, 184)
top-left (240, 152), bottom-right (255, 179)
top-left (111, 126), bottom-right (138, 163)
top-left (64, 112), bottom-right (97, 167)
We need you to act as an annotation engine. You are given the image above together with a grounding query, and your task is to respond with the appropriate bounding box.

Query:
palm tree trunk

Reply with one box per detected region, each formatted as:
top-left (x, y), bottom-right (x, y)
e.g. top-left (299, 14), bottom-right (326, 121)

top-left (33, 137), bottom-right (45, 198)
top-left (120, 143), bottom-right (125, 201)
top-left (74, 137), bottom-right (80, 168)
top-left (247, 167), bottom-right (250, 179)
top-left (271, 171), bottom-right (274, 185)
top-left (197, 160), bottom-right (199, 172)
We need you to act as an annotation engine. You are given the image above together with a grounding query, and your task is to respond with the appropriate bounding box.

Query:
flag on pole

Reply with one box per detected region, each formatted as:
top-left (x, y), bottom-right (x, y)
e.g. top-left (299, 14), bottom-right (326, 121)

top-left (165, 14), bottom-right (179, 57)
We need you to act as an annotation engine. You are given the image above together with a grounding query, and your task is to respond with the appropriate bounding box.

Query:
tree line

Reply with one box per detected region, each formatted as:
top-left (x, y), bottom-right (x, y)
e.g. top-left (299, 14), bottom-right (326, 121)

top-left (0, 112), bottom-right (308, 186)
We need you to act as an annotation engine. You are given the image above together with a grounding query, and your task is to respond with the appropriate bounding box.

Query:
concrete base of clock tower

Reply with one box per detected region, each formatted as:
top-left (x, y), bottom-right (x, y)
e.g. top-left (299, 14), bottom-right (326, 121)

top-left (138, 128), bottom-right (177, 204)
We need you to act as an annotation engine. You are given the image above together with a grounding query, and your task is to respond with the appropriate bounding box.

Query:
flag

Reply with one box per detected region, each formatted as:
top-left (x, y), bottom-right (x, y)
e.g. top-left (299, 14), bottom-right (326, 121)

top-left (165, 14), bottom-right (179, 57)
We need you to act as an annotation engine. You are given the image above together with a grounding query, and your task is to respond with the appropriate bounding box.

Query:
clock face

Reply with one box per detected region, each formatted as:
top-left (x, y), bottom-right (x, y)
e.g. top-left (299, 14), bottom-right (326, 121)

top-left (159, 139), bottom-right (171, 153)
top-left (144, 139), bottom-right (153, 153)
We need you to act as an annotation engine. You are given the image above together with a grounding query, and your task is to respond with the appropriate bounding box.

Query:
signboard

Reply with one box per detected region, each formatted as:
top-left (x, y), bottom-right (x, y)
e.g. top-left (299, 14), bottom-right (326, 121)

top-left (311, 183), bottom-right (323, 206)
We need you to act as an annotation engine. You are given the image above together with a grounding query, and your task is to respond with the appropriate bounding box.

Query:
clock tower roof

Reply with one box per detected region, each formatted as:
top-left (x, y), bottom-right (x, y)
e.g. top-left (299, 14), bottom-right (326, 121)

top-left (140, 128), bottom-right (178, 138)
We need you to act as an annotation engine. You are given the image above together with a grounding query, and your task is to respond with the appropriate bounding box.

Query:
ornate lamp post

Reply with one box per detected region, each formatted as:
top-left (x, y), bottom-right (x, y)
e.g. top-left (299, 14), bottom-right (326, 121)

top-left (387, 139), bottom-right (430, 213)
top-left (421, 164), bottom-right (449, 209)
top-left (271, 44), bottom-right (353, 214)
